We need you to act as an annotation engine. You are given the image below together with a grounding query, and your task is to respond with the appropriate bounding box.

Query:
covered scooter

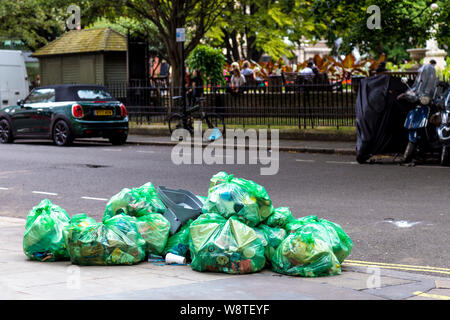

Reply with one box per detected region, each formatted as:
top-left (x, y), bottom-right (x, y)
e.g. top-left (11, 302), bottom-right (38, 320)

top-left (355, 74), bottom-right (411, 163)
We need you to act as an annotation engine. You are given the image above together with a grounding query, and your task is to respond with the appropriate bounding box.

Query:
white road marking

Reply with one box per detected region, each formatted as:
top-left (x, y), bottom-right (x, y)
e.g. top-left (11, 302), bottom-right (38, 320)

top-left (326, 161), bottom-right (358, 165)
top-left (0, 187), bottom-right (9, 190)
top-left (102, 149), bottom-right (122, 152)
top-left (32, 191), bottom-right (58, 196)
top-left (81, 196), bottom-right (108, 202)
top-left (295, 159), bottom-right (315, 163)
top-left (137, 150), bottom-right (156, 154)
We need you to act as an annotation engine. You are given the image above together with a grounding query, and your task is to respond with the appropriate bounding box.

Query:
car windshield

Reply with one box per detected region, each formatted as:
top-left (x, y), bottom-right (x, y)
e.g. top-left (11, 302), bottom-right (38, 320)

top-left (76, 89), bottom-right (114, 101)
top-left (26, 89), bottom-right (56, 104)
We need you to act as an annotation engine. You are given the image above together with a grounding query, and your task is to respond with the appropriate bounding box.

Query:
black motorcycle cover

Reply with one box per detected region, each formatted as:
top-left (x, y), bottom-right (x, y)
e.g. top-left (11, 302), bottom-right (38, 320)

top-left (355, 74), bottom-right (411, 163)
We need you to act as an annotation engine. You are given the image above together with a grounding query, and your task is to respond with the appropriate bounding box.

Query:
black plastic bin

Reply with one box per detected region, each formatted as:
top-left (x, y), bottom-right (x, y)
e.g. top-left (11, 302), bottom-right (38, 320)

top-left (157, 186), bottom-right (204, 235)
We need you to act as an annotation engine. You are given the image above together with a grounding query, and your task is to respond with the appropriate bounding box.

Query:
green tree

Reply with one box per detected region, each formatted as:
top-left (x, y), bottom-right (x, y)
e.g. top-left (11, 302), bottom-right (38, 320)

top-left (96, 0), bottom-right (232, 89)
top-left (310, 0), bottom-right (448, 64)
top-left (0, 0), bottom-right (65, 50)
top-left (206, 0), bottom-right (326, 63)
top-left (187, 45), bottom-right (226, 85)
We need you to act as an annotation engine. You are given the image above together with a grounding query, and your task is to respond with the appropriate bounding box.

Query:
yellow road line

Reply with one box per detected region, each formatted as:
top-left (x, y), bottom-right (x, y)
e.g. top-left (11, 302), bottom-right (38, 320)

top-left (345, 259), bottom-right (450, 272)
top-left (343, 262), bottom-right (450, 276)
top-left (413, 291), bottom-right (450, 300)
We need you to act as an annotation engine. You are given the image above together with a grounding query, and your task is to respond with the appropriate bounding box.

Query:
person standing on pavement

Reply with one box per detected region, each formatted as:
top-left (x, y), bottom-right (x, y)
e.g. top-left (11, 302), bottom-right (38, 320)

top-left (187, 69), bottom-right (204, 107)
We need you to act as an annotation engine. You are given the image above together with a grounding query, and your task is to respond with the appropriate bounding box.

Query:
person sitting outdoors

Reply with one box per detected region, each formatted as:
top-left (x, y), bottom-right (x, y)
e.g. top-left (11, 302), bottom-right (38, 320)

top-left (241, 61), bottom-right (254, 76)
top-left (230, 68), bottom-right (246, 94)
top-left (300, 61), bottom-right (315, 79)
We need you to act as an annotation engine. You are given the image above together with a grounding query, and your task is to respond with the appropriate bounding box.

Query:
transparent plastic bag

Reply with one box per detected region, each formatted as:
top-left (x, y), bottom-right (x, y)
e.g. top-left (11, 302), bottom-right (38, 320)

top-left (254, 224), bottom-right (287, 263)
top-left (136, 213), bottom-right (171, 255)
top-left (266, 207), bottom-right (296, 229)
top-left (23, 199), bottom-right (70, 262)
top-left (203, 172), bottom-right (273, 227)
top-left (189, 215), bottom-right (266, 274)
top-left (64, 214), bottom-right (146, 266)
top-left (103, 182), bottom-right (165, 221)
top-left (271, 217), bottom-right (352, 277)
top-left (162, 219), bottom-right (194, 258)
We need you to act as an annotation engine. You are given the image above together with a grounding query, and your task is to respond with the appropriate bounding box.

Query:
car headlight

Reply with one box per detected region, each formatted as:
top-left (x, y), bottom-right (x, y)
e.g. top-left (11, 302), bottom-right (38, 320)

top-left (420, 95), bottom-right (431, 105)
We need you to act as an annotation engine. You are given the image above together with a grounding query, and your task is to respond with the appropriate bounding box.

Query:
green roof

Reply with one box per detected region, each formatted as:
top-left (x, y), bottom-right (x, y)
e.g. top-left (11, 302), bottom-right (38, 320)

top-left (33, 28), bottom-right (127, 57)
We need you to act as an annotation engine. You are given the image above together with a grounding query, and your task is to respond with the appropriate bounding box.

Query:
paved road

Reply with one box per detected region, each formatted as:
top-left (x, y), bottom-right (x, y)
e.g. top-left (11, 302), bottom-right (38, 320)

top-left (0, 140), bottom-right (449, 275)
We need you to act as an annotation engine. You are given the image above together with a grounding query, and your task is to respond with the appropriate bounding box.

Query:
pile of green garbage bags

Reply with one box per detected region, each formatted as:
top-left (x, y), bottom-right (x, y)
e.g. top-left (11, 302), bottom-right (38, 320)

top-left (23, 172), bottom-right (353, 278)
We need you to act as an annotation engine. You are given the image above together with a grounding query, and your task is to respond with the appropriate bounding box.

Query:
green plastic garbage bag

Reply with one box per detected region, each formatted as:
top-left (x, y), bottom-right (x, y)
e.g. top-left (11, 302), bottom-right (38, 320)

top-left (202, 172), bottom-right (273, 227)
top-left (162, 219), bottom-right (194, 258)
top-left (271, 218), bottom-right (352, 277)
top-left (254, 224), bottom-right (287, 263)
top-left (23, 199), bottom-right (70, 262)
top-left (189, 216), bottom-right (266, 274)
top-left (284, 216), bottom-right (353, 263)
top-left (64, 214), bottom-right (146, 266)
top-left (196, 195), bottom-right (208, 205)
top-left (68, 213), bottom-right (97, 227)
top-left (135, 213), bottom-right (171, 255)
top-left (103, 182), bottom-right (166, 221)
top-left (265, 207), bottom-right (296, 229)
top-left (285, 215), bottom-right (320, 233)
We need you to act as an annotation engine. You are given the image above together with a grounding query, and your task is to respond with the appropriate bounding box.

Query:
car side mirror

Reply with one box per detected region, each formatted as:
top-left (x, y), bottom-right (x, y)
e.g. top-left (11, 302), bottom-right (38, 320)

top-left (17, 99), bottom-right (24, 107)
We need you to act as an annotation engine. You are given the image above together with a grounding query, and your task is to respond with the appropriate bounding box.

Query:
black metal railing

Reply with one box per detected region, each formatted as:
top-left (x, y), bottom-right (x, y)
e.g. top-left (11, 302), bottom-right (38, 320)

top-left (105, 71), bottom-right (446, 129)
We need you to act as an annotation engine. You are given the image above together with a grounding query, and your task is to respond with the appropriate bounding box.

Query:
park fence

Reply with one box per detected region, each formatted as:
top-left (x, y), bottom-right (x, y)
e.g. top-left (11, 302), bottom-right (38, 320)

top-left (105, 72), bottom-right (436, 129)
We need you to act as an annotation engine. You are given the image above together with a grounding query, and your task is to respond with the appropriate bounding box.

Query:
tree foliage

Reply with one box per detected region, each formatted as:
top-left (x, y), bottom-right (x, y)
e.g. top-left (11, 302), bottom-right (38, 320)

top-left (205, 0), bottom-right (327, 63)
top-left (187, 45), bottom-right (226, 85)
top-left (310, 0), bottom-right (449, 63)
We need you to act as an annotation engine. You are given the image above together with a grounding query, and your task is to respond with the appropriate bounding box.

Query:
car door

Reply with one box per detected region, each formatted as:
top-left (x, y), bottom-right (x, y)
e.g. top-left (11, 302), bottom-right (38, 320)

top-left (11, 88), bottom-right (55, 137)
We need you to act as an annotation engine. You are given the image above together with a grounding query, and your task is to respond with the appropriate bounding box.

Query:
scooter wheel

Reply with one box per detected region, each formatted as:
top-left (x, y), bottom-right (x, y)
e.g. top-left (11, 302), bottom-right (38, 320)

top-left (441, 145), bottom-right (450, 166)
top-left (404, 142), bottom-right (416, 163)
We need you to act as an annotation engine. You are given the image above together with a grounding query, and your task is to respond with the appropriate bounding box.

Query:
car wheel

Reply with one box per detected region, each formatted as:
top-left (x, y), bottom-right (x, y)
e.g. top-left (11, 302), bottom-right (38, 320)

top-left (109, 134), bottom-right (128, 146)
top-left (441, 145), bottom-right (450, 166)
top-left (53, 120), bottom-right (73, 146)
top-left (0, 119), bottom-right (14, 144)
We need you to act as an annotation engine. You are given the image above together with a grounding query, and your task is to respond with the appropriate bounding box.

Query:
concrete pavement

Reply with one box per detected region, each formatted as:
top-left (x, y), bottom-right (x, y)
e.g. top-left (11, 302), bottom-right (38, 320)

top-left (2, 216), bottom-right (449, 301)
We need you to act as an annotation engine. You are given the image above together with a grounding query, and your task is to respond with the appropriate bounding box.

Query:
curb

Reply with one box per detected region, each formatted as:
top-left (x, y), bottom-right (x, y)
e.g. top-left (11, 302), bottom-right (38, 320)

top-left (129, 127), bottom-right (357, 142)
top-left (87, 138), bottom-right (357, 156)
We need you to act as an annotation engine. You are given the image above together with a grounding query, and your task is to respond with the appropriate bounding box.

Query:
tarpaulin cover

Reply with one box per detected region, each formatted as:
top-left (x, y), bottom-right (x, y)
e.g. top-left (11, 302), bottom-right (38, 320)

top-left (189, 214), bottom-right (266, 274)
top-left (23, 199), bottom-right (70, 262)
top-left (356, 74), bottom-right (411, 163)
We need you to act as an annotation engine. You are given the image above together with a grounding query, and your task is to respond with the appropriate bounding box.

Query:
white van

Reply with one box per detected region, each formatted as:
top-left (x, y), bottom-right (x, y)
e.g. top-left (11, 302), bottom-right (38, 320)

top-left (0, 50), bottom-right (30, 107)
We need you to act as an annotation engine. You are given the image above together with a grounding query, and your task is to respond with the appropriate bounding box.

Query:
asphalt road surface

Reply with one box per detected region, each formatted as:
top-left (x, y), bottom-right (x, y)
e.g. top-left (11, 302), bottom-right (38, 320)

top-left (1, 139), bottom-right (449, 274)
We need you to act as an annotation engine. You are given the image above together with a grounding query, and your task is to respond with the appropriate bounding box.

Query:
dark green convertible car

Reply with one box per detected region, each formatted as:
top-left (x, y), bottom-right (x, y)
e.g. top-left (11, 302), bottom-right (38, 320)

top-left (0, 84), bottom-right (128, 146)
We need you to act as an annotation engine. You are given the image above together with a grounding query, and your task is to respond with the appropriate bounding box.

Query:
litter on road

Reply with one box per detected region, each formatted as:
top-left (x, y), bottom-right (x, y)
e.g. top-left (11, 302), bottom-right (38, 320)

top-left (22, 171), bottom-right (354, 277)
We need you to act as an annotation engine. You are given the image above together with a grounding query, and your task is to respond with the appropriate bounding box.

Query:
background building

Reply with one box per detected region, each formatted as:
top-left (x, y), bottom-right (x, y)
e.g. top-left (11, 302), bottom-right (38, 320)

top-left (32, 28), bottom-right (127, 86)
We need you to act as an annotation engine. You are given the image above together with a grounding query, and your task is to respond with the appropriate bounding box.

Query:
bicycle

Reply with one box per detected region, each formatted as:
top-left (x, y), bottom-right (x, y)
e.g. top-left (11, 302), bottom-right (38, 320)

top-left (168, 96), bottom-right (226, 141)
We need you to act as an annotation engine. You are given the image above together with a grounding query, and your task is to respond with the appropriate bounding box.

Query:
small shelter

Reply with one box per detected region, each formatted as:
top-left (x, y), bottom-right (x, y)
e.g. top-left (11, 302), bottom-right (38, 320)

top-left (32, 28), bottom-right (127, 86)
